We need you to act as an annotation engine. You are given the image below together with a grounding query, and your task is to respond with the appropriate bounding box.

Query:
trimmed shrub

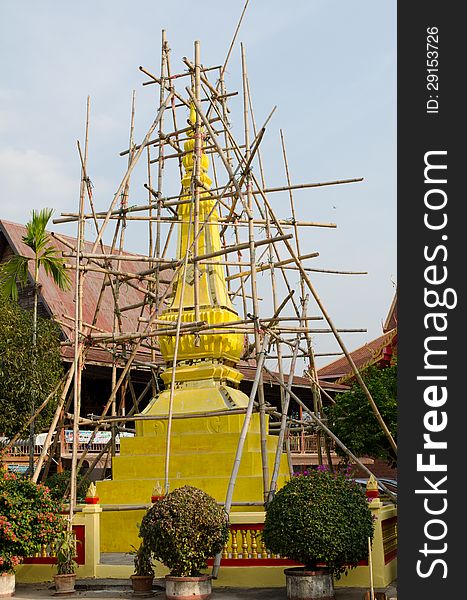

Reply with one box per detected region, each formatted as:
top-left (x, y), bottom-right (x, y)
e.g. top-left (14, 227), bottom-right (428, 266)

top-left (139, 486), bottom-right (229, 577)
top-left (263, 469), bottom-right (374, 578)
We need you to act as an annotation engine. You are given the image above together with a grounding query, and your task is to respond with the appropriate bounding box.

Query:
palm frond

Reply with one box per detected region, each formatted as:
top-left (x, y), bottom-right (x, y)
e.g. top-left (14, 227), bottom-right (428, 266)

top-left (23, 208), bottom-right (54, 254)
top-left (0, 255), bottom-right (30, 301)
top-left (40, 247), bottom-right (71, 291)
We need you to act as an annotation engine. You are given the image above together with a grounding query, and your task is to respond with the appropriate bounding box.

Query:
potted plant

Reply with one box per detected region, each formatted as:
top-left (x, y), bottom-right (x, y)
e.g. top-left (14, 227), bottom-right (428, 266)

top-left (130, 542), bottom-right (154, 596)
top-left (53, 529), bottom-right (78, 595)
top-left (263, 468), bottom-right (374, 600)
top-left (0, 465), bottom-right (64, 598)
top-left (139, 486), bottom-right (229, 600)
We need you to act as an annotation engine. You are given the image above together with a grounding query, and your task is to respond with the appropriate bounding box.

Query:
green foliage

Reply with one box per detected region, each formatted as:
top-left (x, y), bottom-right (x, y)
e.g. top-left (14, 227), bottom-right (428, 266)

top-left (46, 471), bottom-right (89, 503)
top-left (0, 295), bottom-right (63, 438)
top-left (263, 470), bottom-right (374, 578)
top-left (139, 486), bottom-right (229, 577)
top-left (0, 255), bottom-right (29, 301)
top-left (325, 364), bottom-right (397, 465)
top-left (0, 465), bottom-right (65, 574)
top-left (0, 208), bottom-right (71, 302)
top-left (55, 529), bottom-right (78, 575)
top-left (131, 542), bottom-right (155, 577)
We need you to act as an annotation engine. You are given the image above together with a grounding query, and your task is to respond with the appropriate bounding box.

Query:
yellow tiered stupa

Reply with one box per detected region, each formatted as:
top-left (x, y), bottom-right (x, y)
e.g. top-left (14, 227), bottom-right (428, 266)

top-left (97, 105), bottom-right (289, 552)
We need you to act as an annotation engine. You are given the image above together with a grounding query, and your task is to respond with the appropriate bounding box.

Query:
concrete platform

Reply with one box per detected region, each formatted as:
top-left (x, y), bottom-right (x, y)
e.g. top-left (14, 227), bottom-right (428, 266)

top-left (12, 579), bottom-right (397, 599)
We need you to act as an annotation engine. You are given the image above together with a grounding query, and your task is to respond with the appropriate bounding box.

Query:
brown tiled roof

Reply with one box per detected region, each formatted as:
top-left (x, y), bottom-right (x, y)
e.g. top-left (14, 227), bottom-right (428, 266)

top-left (317, 328), bottom-right (397, 383)
top-left (0, 219), bottom-right (160, 336)
top-left (0, 219), bottom-right (170, 367)
top-left (1, 218), bottom-right (346, 391)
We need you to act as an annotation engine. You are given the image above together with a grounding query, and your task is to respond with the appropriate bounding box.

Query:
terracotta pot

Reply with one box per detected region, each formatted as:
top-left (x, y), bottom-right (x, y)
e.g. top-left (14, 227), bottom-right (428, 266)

top-left (165, 574), bottom-right (212, 600)
top-left (0, 573), bottom-right (15, 598)
top-left (53, 573), bottom-right (76, 595)
top-left (130, 574), bottom-right (154, 596)
top-left (284, 567), bottom-right (334, 600)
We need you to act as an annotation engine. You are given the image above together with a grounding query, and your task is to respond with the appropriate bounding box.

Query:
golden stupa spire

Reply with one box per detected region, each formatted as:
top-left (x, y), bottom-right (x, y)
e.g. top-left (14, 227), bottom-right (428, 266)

top-left (157, 100), bottom-right (244, 386)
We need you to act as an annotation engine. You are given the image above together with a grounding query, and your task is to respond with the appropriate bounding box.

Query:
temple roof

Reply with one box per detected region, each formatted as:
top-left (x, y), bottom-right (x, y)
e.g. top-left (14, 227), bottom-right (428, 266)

top-left (2, 217), bottom-right (339, 391)
top-left (0, 218), bottom-right (159, 339)
top-left (317, 329), bottom-right (397, 383)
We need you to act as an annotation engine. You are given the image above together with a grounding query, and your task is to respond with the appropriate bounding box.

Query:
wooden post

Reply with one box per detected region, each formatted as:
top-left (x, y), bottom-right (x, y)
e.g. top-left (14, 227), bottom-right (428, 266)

top-left (193, 40), bottom-right (202, 340)
top-left (241, 43), bottom-right (269, 502)
top-left (268, 337), bottom-right (300, 502)
top-left (70, 96), bottom-right (89, 523)
top-left (212, 334), bottom-right (270, 578)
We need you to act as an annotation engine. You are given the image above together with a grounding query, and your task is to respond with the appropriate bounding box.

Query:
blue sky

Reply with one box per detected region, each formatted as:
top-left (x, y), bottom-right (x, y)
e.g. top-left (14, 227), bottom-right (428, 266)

top-left (0, 1), bottom-right (396, 367)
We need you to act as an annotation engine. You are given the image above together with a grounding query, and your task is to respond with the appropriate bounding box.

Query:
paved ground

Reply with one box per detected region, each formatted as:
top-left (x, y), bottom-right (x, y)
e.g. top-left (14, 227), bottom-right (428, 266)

top-left (12, 579), bottom-right (397, 599)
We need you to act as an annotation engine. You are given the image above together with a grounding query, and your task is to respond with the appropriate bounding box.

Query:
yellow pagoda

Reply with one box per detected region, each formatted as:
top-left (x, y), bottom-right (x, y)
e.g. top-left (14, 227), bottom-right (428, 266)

top-left (97, 104), bottom-right (289, 552)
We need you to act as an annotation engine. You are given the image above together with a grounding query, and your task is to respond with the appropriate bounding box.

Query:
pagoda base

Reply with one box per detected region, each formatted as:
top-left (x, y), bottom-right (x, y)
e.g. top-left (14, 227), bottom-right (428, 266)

top-left (96, 384), bottom-right (289, 552)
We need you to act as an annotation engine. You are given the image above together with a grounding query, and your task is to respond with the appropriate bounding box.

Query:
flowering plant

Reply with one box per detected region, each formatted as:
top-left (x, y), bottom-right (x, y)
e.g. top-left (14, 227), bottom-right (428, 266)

top-left (0, 465), bottom-right (65, 574)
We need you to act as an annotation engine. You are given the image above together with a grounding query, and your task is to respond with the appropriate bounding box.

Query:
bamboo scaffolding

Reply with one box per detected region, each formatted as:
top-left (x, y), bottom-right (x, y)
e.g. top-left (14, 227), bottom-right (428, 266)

top-left (263, 367), bottom-right (397, 502)
top-left (39, 34), bottom-right (397, 536)
top-left (245, 163), bottom-right (397, 454)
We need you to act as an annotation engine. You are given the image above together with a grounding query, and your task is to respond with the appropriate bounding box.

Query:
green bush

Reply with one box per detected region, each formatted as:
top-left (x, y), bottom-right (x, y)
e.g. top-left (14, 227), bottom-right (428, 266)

top-left (46, 470), bottom-right (88, 502)
top-left (263, 470), bottom-right (374, 578)
top-left (0, 465), bottom-right (66, 574)
top-left (139, 486), bottom-right (229, 577)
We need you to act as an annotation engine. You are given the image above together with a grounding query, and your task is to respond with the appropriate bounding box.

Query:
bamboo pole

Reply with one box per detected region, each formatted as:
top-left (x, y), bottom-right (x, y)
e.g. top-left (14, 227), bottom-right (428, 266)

top-left (245, 73), bottom-right (286, 416)
top-left (62, 233), bottom-right (292, 266)
top-left (268, 337), bottom-right (301, 502)
top-left (74, 405), bottom-right (277, 425)
top-left (226, 252), bottom-right (319, 281)
top-left (163, 196), bottom-right (194, 495)
top-left (193, 40), bottom-right (201, 338)
top-left (279, 129), bottom-right (325, 465)
top-left (89, 93), bottom-right (173, 254)
top-left (212, 333), bottom-right (270, 578)
top-left (220, 0), bottom-right (250, 80)
top-left (4, 373), bottom-right (67, 454)
top-left (263, 367), bottom-right (397, 502)
top-left (241, 43), bottom-right (269, 502)
top-left (246, 165), bottom-right (397, 454)
top-left (69, 96), bottom-right (89, 522)
top-left (113, 91), bottom-right (136, 457)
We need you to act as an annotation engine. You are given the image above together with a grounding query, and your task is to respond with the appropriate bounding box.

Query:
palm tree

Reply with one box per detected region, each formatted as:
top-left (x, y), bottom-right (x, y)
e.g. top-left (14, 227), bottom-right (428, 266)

top-left (0, 208), bottom-right (71, 473)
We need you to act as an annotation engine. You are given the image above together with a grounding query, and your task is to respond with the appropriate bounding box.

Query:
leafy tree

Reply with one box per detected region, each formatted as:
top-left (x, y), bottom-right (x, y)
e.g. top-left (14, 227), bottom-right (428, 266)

top-left (325, 363), bottom-right (397, 465)
top-left (0, 208), bottom-right (70, 469)
top-left (0, 295), bottom-right (63, 440)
